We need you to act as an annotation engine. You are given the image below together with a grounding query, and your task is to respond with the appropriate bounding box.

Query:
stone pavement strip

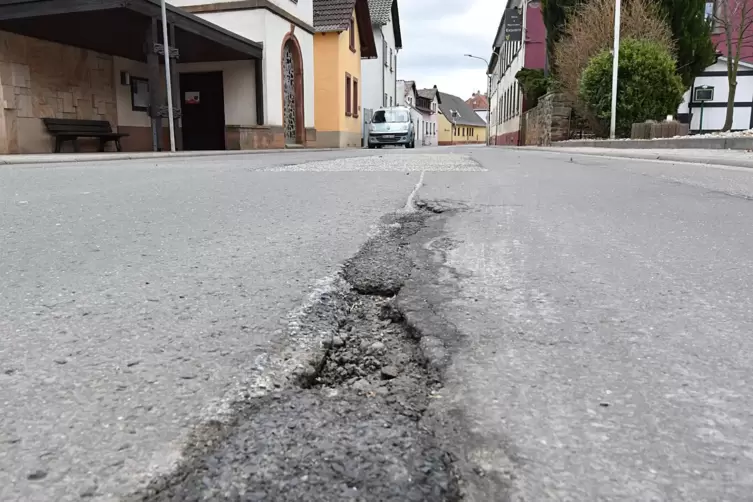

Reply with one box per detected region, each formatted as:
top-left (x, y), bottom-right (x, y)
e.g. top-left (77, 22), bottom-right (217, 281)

top-left (524, 146), bottom-right (753, 169)
top-left (0, 147), bottom-right (353, 166)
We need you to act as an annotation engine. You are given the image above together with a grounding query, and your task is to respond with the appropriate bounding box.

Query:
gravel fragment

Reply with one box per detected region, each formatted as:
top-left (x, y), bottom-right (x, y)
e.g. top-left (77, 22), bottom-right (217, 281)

top-left (27, 470), bottom-right (47, 481)
top-left (381, 365), bottom-right (399, 380)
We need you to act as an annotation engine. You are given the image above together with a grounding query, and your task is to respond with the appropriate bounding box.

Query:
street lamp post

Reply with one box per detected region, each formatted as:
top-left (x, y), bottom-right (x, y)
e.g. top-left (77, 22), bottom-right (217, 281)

top-left (161, 0), bottom-right (176, 152)
top-left (464, 54), bottom-right (491, 146)
top-left (609, 0), bottom-right (622, 139)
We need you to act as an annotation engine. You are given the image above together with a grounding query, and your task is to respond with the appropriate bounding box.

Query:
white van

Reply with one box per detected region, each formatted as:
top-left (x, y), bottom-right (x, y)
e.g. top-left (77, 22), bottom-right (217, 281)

top-left (367, 106), bottom-right (415, 149)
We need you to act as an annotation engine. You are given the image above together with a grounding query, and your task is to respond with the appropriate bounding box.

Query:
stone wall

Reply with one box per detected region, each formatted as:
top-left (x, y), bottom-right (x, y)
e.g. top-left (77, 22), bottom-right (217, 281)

top-left (522, 92), bottom-right (572, 146)
top-left (0, 31), bottom-right (117, 153)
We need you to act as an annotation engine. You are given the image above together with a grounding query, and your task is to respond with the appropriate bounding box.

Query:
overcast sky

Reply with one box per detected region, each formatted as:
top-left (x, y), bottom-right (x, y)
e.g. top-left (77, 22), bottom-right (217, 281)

top-left (397, 0), bottom-right (505, 99)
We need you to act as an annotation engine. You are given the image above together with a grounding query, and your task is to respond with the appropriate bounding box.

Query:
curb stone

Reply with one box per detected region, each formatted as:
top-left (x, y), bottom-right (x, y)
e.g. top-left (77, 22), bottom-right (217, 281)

top-left (551, 136), bottom-right (753, 150)
top-left (0, 147), bottom-right (360, 166)
top-left (512, 146), bottom-right (753, 169)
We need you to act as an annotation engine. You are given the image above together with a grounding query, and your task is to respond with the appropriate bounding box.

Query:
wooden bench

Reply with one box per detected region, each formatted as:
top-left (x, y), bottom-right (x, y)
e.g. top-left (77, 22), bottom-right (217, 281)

top-left (43, 118), bottom-right (129, 153)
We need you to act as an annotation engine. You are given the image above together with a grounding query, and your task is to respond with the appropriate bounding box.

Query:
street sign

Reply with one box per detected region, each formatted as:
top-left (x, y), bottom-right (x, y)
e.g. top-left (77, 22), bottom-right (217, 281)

top-left (693, 85), bottom-right (714, 102)
top-left (504, 9), bottom-right (523, 42)
top-left (693, 85), bottom-right (714, 134)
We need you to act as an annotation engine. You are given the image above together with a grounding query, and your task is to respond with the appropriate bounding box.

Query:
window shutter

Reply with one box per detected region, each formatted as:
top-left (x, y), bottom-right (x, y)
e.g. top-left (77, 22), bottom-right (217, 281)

top-left (345, 74), bottom-right (352, 116)
top-left (353, 78), bottom-right (359, 117)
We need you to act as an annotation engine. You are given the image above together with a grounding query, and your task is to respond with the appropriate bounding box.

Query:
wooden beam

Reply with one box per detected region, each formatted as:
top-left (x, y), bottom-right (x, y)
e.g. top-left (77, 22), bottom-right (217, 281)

top-left (129, 0), bottom-right (264, 59)
top-left (0, 0), bottom-right (121, 20)
top-left (147, 18), bottom-right (163, 152)
top-left (182, 0), bottom-right (314, 35)
top-left (169, 22), bottom-right (183, 151)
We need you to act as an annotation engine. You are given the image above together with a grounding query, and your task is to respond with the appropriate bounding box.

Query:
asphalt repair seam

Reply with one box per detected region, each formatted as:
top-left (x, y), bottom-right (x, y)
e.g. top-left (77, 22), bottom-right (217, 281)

top-left (124, 200), bottom-right (469, 502)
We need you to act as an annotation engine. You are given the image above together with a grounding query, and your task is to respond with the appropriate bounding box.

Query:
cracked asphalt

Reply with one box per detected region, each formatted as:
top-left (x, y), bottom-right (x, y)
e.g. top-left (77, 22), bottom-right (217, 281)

top-left (4, 146), bottom-right (753, 501)
top-left (0, 149), bottom-right (481, 501)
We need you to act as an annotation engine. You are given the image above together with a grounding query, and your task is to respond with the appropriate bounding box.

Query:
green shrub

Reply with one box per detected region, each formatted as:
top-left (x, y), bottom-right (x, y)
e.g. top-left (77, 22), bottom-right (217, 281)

top-left (515, 68), bottom-right (557, 108)
top-left (579, 38), bottom-right (684, 136)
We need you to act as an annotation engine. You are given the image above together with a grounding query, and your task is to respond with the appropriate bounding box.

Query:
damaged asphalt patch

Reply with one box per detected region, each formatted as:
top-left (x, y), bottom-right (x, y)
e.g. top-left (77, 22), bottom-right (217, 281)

top-left (130, 203), bottom-right (466, 502)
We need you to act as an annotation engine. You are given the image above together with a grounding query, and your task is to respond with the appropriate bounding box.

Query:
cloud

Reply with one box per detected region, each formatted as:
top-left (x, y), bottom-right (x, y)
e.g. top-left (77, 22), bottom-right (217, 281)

top-left (397, 0), bottom-right (505, 98)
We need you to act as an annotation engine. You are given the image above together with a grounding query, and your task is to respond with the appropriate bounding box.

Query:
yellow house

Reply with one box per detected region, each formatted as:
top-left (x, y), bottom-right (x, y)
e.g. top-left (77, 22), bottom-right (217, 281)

top-left (437, 91), bottom-right (488, 145)
top-left (313, 0), bottom-right (377, 148)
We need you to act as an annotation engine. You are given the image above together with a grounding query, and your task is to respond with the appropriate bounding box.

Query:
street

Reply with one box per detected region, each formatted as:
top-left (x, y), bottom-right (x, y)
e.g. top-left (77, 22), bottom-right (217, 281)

top-left (3, 146), bottom-right (753, 501)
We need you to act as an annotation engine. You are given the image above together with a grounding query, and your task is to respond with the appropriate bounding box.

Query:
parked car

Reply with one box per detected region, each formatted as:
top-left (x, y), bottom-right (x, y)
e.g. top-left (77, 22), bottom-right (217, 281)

top-left (367, 106), bottom-right (415, 149)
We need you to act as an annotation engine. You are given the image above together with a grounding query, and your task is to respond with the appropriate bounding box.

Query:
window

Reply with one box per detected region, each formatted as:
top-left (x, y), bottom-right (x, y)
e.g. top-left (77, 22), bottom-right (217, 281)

top-left (390, 49), bottom-right (393, 71)
top-left (706, 1), bottom-right (724, 33)
top-left (353, 78), bottom-right (359, 118)
top-left (508, 87), bottom-right (512, 119)
top-left (383, 40), bottom-right (388, 66)
top-left (372, 108), bottom-right (410, 123)
top-left (131, 77), bottom-right (149, 112)
top-left (345, 73), bottom-right (352, 116)
top-left (389, 95), bottom-right (393, 106)
top-left (349, 18), bottom-right (355, 52)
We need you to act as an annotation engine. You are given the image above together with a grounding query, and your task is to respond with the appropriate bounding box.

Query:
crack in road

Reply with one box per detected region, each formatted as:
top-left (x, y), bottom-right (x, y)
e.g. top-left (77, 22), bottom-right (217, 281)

top-left (126, 202), bottom-right (466, 502)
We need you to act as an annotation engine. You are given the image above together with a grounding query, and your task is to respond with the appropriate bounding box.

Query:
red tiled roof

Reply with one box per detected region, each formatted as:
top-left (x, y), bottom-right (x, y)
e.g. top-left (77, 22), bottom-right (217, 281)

top-left (466, 91), bottom-right (488, 111)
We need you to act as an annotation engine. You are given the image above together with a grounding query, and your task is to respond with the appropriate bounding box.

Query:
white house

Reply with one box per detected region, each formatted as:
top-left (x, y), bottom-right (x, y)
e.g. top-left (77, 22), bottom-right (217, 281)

top-left (170, 0), bottom-right (316, 148)
top-left (417, 87), bottom-right (440, 146)
top-left (362, 0), bottom-right (403, 114)
top-left (397, 79), bottom-right (420, 144)
top-left (678, 57), bottom-right (753, 133)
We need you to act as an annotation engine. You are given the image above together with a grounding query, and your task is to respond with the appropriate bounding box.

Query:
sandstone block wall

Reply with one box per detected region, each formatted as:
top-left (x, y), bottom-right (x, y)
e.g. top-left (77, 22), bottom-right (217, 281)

top-left (0, 31), bottom-right (117, 153)
top-left (522, 93), bottom-right (572, 146)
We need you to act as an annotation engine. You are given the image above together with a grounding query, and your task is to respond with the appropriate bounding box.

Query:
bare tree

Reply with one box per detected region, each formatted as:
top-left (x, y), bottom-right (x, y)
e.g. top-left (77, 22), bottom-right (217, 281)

top-left (714, 0), bottom-right (753, 131)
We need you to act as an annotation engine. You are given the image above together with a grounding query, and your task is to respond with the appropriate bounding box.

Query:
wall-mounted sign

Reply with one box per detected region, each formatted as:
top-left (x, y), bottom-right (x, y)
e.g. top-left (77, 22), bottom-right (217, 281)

top-left (693, 85), bottom-right (714, 102)
top-left (504, 9), bottom-right (523, 42)
top-left (130, 77), bottom-right (150, 112)
top-left (185, 92), bottom-right (200, 105)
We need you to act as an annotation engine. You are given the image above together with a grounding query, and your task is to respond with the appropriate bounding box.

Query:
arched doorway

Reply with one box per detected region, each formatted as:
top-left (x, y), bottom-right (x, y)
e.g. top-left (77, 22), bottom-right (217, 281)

top-left (281, 35), bottom-right (304, 145)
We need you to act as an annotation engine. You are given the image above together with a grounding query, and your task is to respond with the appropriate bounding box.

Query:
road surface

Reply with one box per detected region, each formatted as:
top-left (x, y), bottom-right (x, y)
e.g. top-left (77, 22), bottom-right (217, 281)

top-left (3, 146), bottom-right (753, 500)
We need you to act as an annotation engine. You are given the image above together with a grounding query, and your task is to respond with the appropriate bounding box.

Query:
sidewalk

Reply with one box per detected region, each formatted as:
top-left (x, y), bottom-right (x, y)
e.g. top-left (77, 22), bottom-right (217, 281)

top-left (557, 136), bottom-right (753, 150)
top-left (526, 146), bottom-right (753, 169)
top-left (0, 147), bottom-right (356, 166)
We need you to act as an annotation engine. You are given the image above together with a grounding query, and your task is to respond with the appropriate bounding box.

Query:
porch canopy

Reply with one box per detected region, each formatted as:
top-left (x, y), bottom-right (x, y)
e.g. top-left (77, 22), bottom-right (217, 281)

top-left (0, 0), bottom-right (263, 63)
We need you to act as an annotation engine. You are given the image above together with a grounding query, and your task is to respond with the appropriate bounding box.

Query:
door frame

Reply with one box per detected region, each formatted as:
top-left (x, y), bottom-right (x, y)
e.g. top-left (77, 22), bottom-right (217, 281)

top-left (280, 32), bottom-right (305, 145)
top-left (179, 71), bottom-right (226, 151)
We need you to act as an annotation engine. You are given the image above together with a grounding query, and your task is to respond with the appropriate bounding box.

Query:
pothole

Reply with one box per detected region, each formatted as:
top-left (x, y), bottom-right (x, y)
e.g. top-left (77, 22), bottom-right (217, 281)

top-left (132, 207), bottom-right (461, 502)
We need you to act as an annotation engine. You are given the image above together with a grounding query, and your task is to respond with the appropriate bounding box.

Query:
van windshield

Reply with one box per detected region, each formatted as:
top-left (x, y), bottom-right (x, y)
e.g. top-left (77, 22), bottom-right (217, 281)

top-left (372, 110), bottom-right (409, 123)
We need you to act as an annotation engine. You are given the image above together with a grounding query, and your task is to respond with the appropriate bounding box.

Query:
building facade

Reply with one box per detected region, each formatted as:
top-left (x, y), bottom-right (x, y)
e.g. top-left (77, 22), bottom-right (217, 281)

top-left (173, 0), bottom-right (317, 148)
top-left (437, 91), bottom-right (487, 145)
top-left (417, 87), bottom-right (440, 146)
top-left (675, 2), bottom-right (753, 133)
top-left (313, 0), bottom-right (377, 147)
top-left (398, 79), bottom-right (439, 146)
top-left (488, 0), bottom-right (546, 146)
top-left (466, 91), bottom-right (489, 123)
top-left (362, 0), bottom-right (402, 112)
top-left (678, 58), bottom-right (753, 133)
top-left (0, 1), bottom-right (265, 154)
